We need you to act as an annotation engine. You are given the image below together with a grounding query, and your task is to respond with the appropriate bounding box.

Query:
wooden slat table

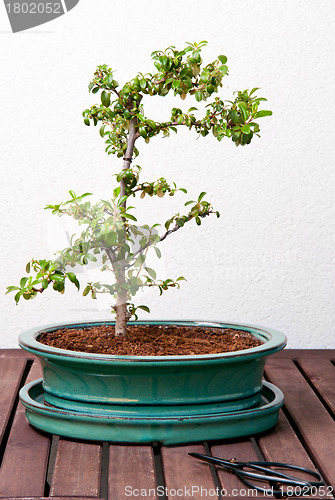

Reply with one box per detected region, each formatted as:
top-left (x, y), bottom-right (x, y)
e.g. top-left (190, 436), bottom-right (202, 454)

top-left (0, 349), bottom-right (334, 500)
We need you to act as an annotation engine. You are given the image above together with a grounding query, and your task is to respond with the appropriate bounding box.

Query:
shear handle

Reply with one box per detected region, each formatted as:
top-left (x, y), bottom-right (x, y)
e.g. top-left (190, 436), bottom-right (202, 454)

top-left (231, 469), bottom-right (314, 487)
top-left (241, 461), bottom-right (323, 484)
top-left (188, 453), bottom-right (323, 486)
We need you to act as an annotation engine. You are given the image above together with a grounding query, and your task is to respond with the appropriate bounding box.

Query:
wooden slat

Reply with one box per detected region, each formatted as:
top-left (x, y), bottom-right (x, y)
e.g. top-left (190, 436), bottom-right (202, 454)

top-left (161, 444), bottom-right (218, 500)
top-left (265, 359), bottom-right (335, 489)
top-left (211, 439), bottom-right (272, 495)
top-left (0, 348), bottom-right (32, 358)
top-left (0, 361), bottom-right (50, 498)
top-left (258, 411), bottom-right (329, 497)
top-left (109, 445), bottom-right (157, 500)
top-left (297, 358), bottom-right (335, 416)
top-left (0, 356), bottom-right (26, 443)
top-left (50, 438), bottom-right (102, 497)
top-left (258, 410), bottom-right (318, 471)
top-left (273, 349), bottom-right (335, 359)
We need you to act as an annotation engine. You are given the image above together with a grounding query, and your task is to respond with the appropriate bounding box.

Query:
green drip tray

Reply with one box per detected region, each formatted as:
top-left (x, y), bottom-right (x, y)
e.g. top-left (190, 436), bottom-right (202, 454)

top-left (20, 379), bottom-right (284, 445)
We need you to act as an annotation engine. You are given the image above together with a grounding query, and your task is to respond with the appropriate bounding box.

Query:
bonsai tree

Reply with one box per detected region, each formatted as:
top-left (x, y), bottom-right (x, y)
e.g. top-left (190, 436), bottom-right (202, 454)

top-left (7, 41), bottom-right (272, 338)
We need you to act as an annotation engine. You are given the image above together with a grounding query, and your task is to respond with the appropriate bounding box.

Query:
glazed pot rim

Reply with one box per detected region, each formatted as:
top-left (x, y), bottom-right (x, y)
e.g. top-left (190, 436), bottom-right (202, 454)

top-left (19, 320), bottom-right (287, 362)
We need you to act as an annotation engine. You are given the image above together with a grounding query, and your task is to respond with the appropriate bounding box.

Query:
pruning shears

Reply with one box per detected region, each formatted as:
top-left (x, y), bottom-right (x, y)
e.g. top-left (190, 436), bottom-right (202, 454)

top-left (189, 452), bottom-right (324, 498)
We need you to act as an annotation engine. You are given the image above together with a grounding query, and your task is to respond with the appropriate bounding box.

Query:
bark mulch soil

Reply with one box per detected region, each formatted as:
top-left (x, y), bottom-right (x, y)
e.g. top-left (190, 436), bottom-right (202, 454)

top-left (38, 324), bottom-right (263, 356)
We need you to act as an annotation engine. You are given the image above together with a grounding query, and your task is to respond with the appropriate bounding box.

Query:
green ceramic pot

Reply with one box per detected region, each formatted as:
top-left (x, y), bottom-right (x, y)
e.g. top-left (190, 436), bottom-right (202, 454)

top-left (19, 320), bottom-right (286, 416)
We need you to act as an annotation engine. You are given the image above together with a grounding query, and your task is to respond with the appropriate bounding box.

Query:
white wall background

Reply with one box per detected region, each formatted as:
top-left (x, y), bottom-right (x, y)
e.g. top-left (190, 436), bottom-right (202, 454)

top-left (1, 0), bottom-right (334, 348)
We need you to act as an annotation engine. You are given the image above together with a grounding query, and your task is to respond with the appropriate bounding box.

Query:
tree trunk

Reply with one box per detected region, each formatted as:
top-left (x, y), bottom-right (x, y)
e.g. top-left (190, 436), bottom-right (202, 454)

top-left (114, 117), bottom-right (138, 337)
top-left (114, 279), bottom-right (129, 337)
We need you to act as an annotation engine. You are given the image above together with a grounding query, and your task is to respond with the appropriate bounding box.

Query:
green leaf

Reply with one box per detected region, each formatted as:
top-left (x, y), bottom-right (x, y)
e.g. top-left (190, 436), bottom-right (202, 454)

top-left (92, 87), bottom-right (99, 94)
top-left (153, 247), bottom-right (162, 258)
top-left (146, 119), bottom-right (156, 129)
top-left (241, 124), bottom-right (251, 134)
top-left (84, 118), bottom-right (90, 126)
top-left (67, 272), bottom-right (80, 291)
top-left (219, 65), bottom-right (228, 74)
top-left (200, 72), bottom-right (209, 84)
top-left (20, 277), bottom-right (28, 288)
top-left (134, 253), bottom-right (146, 267)
top-left (150, 234), bottom-right (161, 245)
top-left (50, 273), bottom-right (64, 282)
top-left (254, 110), bottom-right (272, 118)
top-left (218, 55), bottom-right (228, 64)
top-left (161, 55), bottom-right (168, 67)
top-left (6, 286), bottom-right (20, 294)
top-left (14, 291), bottom-right (23, 304)
top-left (118, 195), bottom-right (128, 206)
top-left (101, 91), bottom-right (111, 107)
top-left (249, 87), bottom-right (260, 96)
top-left (198, 192), bottom-right (206, 202)
top-left (184, 200), bottom-right (195, 206)
top-left (86, 254), bottom-right (97, 262)
top-left (123, 213), bottom-right (137, 221)
top-left (137, 305), bottom-right (150, 313)
top-left (139, 237), bottom-right (147, 247)
top-left (238, 102), bottom-right (248, 110)
top-left (253, 98), bottom-right (267, 103)
top-left (105, 231), bottom-right (117, 246)
top-left (25, 262), bottom-right (31, 273)
top-left (195, 91), bottom-right (202, 102)
top-left (138, 126), bottom-right (148, 139)
top-left (249, 122), bottom-right (260, 130)
top-left (238, 102), bottom-right (248, 121)
top-left (83, 285), bottom-right (91, 296)
top-left (145, 267), bottom-right (157, 280)
top-left (42, 279), bottom-right (49, 289)
top-left (229, 110), bottom-right (240, 124)
top-left (53, 280), bottom-right (64, 293)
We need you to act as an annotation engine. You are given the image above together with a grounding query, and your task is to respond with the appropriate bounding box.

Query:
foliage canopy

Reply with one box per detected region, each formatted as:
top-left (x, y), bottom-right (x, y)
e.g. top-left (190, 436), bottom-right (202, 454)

top-left (7, 41), bottom-right (272, 336)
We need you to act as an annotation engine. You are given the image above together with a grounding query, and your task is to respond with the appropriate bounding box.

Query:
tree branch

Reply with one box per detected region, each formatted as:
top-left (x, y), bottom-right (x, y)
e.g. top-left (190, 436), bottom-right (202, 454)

top-left (127, 210), bottom-right (212, 265)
